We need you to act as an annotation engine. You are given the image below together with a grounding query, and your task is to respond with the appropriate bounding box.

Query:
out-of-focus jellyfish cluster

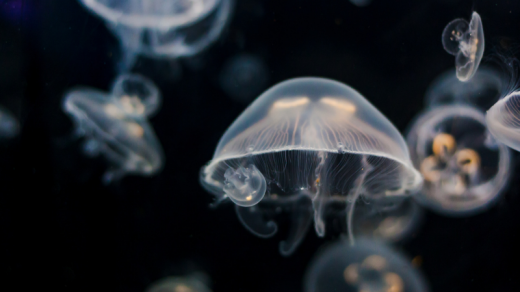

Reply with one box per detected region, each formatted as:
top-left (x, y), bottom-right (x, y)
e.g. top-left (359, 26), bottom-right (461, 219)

top-left (79, 0), bottom-right (234, 70)
top-left (442, 12), bottom-right (484, 82)
top-left (407, 105), bottom-right (511, 215)
top-left (200, 77), bottom-right (422, 255)
top-left (0, 106), bottom-right (19, 139)
top-left (146, 275), bottom-right (212, 292)
top-left (304, 239), bottom-right (429, 292)
top-left (63, 74), bottom-right (164, 183)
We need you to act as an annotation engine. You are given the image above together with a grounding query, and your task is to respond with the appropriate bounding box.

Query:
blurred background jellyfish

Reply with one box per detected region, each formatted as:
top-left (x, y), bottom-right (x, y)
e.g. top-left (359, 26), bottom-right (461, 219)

top-left (304, 239), bottom-right (429, 292)
top-left (486, 89), bottom-right (520, 152)
top-left (79, 0), bottom-right (234, 70)
top-left (63, 74), bottom-right (164, 184)
top-left (219, 53), bottom-right (269, 104)
top-left (0, 106), bottom-right (19, 139)
top-left (425, 68), bottom-right (502, 109)
top-left (146, 275), bottom-right (212, 292)
top-left (442, 12), bottom-right (484, 82)
top-left (349, 0), bottom-right (372, 7)
top-left (200, 77), bottom-right (422, 255)
top-left (407, 105), bottom-right (511, 216)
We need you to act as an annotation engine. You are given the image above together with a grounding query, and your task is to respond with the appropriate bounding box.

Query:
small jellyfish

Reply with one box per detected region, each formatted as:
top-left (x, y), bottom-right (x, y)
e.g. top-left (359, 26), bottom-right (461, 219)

top-left (0, 106), bottom-right (20, 139)
top-left (442, 12), bottom-right (484, 82)
top-left (350, 0), bottom-right (372, 7)
top-left (425, 67), bottom-right (502, 109)
top-left (200, 77), bottom-right (422, 255)
top-left (407, 105), bottom-right (511, 216)
top-left (79, 0), bottom-right (234, 70)
top-left (63, 74), bottom-right (164, 183)
top-left (146, 275), bottom-right (212, 292)
top-left (304, 239), bottom-right (429, 292)
top-left (219, 54), bottom-right (269, 103)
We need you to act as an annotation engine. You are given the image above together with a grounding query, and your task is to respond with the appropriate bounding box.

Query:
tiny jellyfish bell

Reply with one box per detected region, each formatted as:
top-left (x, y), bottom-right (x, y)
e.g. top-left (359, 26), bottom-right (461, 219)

top-left (62, 74), bottom-right (164, 184)
top-left (425, 67), bottom-right (501, 109)
top-left (442, 12), bottom-right (484, 82)
top-left (200, 77), bottom-right (422, 255)
top-left (407, 105), bottom-right (512, 216)
top-left (486, 90), bottom-right (520, 152)
top-left (304, 239), bottom-right (429, 292)
top-left (0, 106), bottom-right (20, 139)
top-left (79, 0), bottom-right (234, 70)
top-left (146, 276), bottom-right (212, 292)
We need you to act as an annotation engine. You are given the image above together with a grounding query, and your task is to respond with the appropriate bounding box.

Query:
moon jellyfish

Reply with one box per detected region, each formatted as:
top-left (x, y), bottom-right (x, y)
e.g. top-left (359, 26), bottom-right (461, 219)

top-left (0, 106), bottom-right (19, 139)
top-left (79, 0), bottom-right (234, 70)
top-left (442, 12), bottom-right (484, 82)
top-left (304, 239), bottom-right (429, 292)
top-left (485, 88), bottom-right (520, 152)
top-left (200, 77), bottom-right (422, 255)
top-left (146, 275), bottom-right (212, 292)
top-left (425, 68), bottom-right (501, 109)
top-left (63, 74), bottom-right (164, 183)
top-left (350, 0), bottom-right (372, 7)
top-left (407, 105), bottom-right (511, 216)
top-left (219, 54), bottom-right (269, 103)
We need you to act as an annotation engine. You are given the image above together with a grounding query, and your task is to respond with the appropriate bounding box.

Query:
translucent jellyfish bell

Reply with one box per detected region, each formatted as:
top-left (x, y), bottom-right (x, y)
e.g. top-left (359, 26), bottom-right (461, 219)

top-left (0, 106), bottom-right (20, 139)
top-left (485, 91), bottom-right (520, 152)
top-left (79, 0), bottom-right (233, 69)
top-left (407, 105), bottom-right (511, 216)
top-left (304, 239), bottom-right (429, 292)
top-left (146, 275), bottom-right (212, 292)
top-left (63, 74), bottom-right (164, 183)
top-left (200, 77), bottom-right (422, 255)
top-left (425, 68), bottom-right (501, 109)
top-left (442, 12), bottom-right (485, 82)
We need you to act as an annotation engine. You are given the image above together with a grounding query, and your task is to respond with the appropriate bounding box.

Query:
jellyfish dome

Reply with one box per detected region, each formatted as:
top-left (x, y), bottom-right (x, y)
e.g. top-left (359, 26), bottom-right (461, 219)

top-left (79, 0), bottom-right (234, 69)
top-left (442, 12), bottom-right (485, 82)
top-left (486, 91), bottom-right (520, 152)
top-left (407, 105), bottom-right (511, 216)
top-left (425, 68), bottom-right (502, 109)
top-left (63, 74), bottom-right (164, 183)
top-left (200, 77), bottom-right (422, 255)
top-left (304, 239), bottom-right (429, 292)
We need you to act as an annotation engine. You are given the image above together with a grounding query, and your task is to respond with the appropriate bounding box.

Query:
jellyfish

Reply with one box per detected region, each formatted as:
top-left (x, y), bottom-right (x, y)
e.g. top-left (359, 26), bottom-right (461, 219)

top-left (146, 275), bottom-right (212, 292)
top-left (442, 11), bottom-right (484, 82)
top-left (200, 77), bottom-right (422, 255)
top-left (79, 0), bottom-right (234, 70)
top-left (219, 53), bottom-right (269, 103)
top-left (485, 88), bottom-right (520, 152)
top-left (407, 105), bottom-right (511, 216)
top-left (62, 74), bottom-right (164, 183)
top-left (0, 106), bottom-right (19, 139)
top-left (350, 0), bottom-right (372, 7)
top-left (425, 68), bottom-right (502, 109)
top-left (304, 239), bottom-right (429, 292)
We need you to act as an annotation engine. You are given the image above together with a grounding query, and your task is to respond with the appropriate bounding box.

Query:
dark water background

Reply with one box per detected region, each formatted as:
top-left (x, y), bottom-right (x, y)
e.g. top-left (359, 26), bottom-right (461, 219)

top-left (1, 0), bottom-right (520, 291)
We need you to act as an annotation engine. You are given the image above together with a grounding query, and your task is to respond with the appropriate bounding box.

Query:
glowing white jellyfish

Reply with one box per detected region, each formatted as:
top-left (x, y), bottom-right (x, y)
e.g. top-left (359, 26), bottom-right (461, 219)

top-left (63, 74), bottom-right (164, 183)
top-left (485, 88), bottom-right (520, 152)
top-left (442, 12), bottom-right (484, 82)
top-left (0, 106), bottom-right (19, 139)
top-left (146, 275), bottom-right (212, 292)
top-left (200, 77), bottom-right (422, 255)
top-left (407, 105), bottom-right (511, 216)
top-left (79, 0), bottom-right (234, 70)
top-left (304, 239), bottom-right (429, 292)
top-left (425, 68), bottom-right (501, 109)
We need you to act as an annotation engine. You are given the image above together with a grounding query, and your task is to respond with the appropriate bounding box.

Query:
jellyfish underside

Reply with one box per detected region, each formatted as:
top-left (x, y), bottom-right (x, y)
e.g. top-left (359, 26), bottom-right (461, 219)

top-left (146, 275), bottom-right (212, 292)
top-left (63, 75), bottom-right (164, 183)
top-left (408, 106), bottom-right (511, 215)
top-left (222, 150), bottom-right (411, 256)
top-left (442, 12), bottom-right (484, 82)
